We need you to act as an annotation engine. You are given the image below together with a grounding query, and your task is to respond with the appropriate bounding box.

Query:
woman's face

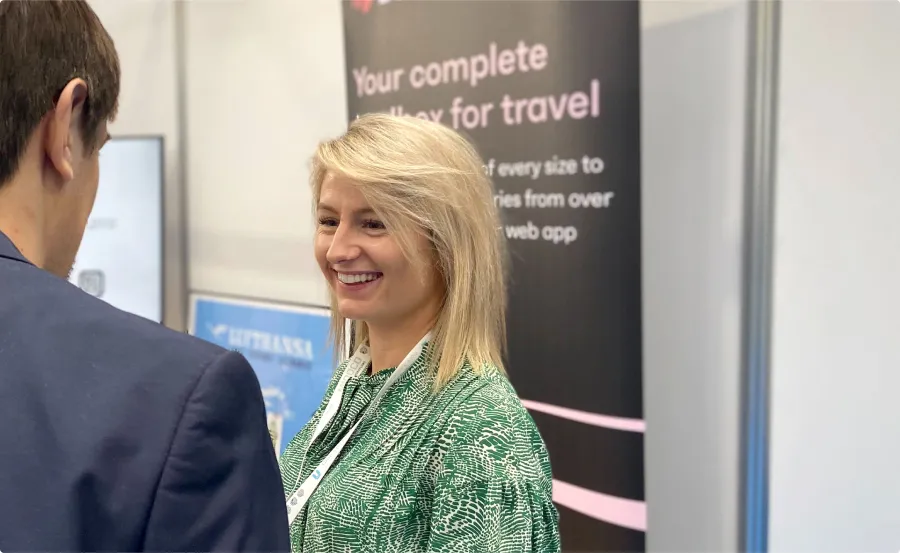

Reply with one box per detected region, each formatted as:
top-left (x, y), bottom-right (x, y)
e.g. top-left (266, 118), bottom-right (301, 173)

top-left (315, 172), bottom-right (442, 330)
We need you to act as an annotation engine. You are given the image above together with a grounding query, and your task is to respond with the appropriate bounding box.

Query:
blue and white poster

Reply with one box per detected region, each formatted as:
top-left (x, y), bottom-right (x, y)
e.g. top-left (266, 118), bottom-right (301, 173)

top-left (189, 294), bottom-right (337, 458)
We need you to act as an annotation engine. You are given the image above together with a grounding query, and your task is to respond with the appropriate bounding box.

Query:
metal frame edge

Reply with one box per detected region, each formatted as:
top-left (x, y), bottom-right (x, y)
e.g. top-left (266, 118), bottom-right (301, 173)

top-left (739, 0), bottom-right (781, 551)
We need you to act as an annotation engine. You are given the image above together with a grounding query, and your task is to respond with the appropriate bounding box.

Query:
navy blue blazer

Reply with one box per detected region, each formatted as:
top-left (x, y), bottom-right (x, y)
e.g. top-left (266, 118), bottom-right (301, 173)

top-left (0, 231), bottom-right (290, 552)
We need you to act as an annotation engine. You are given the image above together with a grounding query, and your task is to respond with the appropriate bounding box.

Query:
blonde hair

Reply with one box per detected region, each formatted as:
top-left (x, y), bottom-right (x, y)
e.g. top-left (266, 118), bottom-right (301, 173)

top-left (310, 113), bottom-right (508, 390)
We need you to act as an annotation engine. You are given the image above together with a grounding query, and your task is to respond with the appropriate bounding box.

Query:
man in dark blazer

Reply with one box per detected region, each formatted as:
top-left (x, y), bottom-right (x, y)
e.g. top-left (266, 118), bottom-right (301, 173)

top-left (0, 2), bottom-right (290, 551)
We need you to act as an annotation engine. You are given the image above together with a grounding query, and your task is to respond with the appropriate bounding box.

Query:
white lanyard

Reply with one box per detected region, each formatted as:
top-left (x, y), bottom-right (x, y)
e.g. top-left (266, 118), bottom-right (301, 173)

top-left (285, 332), bottom-right (431, 525)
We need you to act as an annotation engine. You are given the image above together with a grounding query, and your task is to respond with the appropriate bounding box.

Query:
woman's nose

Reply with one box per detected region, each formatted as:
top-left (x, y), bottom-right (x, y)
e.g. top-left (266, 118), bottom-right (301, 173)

top-left (325, 223), bottom-right (361, 264)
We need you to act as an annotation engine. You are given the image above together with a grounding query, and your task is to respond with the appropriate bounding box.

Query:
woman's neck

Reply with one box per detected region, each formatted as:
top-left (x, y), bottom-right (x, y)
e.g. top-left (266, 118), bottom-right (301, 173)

top-left (367, 316), bottom-right (435, 375)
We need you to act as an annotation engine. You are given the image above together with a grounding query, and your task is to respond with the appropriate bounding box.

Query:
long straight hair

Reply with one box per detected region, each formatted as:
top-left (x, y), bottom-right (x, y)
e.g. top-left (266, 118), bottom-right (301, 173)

top-left (310, 114), bottom-right (509, 390)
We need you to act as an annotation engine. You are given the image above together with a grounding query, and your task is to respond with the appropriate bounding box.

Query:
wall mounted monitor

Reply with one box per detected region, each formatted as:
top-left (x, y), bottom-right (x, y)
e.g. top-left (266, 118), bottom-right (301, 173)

top-left (69, 136), bottom-right (164, 323)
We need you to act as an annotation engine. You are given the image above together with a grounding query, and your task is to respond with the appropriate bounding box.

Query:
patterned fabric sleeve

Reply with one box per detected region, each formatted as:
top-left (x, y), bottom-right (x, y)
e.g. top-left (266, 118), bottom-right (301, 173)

top-left (426, 386), bottom-right (561, 553)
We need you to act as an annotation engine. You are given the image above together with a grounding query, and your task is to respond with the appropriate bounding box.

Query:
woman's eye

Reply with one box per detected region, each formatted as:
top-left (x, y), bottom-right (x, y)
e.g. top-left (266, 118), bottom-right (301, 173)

top-left (362, 219), bottom-right (386, 230)
top-left (318, 217), bottom-right (338, 227)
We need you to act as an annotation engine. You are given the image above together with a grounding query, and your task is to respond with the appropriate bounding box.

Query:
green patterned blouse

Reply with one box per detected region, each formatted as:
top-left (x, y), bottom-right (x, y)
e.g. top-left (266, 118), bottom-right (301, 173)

top-left (279, 343), bottom-right (561, 553)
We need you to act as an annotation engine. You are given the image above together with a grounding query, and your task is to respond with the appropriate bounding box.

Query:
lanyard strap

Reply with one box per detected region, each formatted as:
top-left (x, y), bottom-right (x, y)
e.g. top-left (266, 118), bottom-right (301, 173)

top-left (285, 332), bottom-right (431, 525)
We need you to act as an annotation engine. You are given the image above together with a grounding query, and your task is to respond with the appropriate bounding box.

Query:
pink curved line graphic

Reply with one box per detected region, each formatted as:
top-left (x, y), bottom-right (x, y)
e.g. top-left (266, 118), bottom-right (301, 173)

top-left (553, 479), bottom-right (647, 532)
top-left (521, 399), bottom-right (646, 433)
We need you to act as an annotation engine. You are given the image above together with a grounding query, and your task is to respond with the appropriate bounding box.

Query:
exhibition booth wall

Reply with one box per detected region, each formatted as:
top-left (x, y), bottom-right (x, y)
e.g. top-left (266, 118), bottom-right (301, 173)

top-left (86, 0), bottom-right (900, 551)
top-left (768, 2), bottom-right (900, 551)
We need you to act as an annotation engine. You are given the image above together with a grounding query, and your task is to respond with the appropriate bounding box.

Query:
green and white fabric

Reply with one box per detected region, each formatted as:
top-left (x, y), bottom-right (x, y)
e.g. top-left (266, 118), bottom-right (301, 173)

top-left (279, 343), bottom-right (561, 553)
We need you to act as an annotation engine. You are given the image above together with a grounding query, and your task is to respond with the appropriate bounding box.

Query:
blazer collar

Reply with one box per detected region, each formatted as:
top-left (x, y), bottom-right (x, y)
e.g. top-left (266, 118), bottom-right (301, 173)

top-left (0, 230), bottom-right (33, 266)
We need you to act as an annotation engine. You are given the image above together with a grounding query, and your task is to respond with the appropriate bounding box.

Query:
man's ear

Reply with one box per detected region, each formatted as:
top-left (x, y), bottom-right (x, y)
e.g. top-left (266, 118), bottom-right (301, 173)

top-left (45, 78), bottom-right (89, 184)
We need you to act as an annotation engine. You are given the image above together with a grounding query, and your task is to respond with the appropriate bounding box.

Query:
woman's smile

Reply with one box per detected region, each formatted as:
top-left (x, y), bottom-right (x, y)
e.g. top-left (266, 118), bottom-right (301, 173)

top-left (333, 270), bottom-right (383, 293)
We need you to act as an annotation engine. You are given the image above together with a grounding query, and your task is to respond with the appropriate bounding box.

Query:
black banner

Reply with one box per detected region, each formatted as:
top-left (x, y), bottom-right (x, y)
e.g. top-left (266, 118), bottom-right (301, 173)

top-left (342, 1), bottom-right (644, 551)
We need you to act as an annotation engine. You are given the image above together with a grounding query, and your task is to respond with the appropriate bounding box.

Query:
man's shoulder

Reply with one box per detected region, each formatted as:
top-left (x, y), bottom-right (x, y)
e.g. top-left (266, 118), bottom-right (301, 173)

top-left (64, 295), bottom-right (231, 384)
top-left (3, 262), bottom-right (231, 385)
top-left (67, 292), bottom-right (221, 356)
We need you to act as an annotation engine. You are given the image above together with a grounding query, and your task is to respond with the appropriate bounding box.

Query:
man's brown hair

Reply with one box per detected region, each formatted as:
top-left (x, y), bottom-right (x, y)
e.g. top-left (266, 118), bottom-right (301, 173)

top-left (0, 0), bottom-right (121, 187)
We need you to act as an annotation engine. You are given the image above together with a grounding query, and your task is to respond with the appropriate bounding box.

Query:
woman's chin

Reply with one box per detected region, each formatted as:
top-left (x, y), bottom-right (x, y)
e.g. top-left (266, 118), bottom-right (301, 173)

top-left (336, 300), bottom-right (370, 321)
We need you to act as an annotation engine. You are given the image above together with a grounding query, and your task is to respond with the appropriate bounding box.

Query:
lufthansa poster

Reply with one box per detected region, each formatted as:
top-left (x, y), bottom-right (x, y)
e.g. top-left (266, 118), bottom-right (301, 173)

top-left (342, 2), bottom-right (645, 551)
top-left (189, 294), bottom-right (336, 459)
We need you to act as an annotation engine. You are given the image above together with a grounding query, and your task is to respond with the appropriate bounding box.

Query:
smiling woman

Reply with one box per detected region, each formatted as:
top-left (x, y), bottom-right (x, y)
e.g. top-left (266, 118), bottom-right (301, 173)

top-left (309, 114), bottom-right (507, 388)
top-left (279, 113), bottom-right (561, 553)
top-left (314, 171), bottom-right (445, 375)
